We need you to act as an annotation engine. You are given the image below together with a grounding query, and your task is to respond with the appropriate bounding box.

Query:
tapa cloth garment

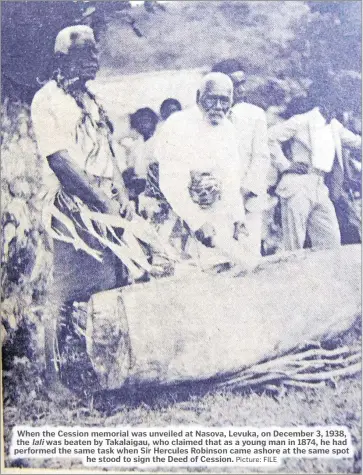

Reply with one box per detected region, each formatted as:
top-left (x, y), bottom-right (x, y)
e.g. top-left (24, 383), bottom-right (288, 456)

top-left (85, 245), bottom-right (360, 389)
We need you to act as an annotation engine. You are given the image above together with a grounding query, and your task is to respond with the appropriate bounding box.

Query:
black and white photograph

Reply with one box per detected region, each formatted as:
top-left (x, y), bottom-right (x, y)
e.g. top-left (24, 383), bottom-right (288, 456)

top-left (1, 1), bottom-right (362, 473)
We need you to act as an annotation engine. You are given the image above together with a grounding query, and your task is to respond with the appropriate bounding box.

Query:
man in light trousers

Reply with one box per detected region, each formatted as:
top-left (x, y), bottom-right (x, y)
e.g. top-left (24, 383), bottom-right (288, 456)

top-left (268, 87), bottom-right (361, 251)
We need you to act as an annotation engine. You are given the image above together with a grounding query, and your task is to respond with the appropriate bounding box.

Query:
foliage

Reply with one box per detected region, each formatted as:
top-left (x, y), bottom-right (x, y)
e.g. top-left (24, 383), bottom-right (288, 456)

top-left (286, 1), bottom-right (361, 100)
top-left (1, 100), bottom-right (49, 326)
top-left (100, 1), bottom-right (310, 76)
top-left (1, 1), bottom-right (139, 101)
top-left (99, 1), bottom-right (361, 82)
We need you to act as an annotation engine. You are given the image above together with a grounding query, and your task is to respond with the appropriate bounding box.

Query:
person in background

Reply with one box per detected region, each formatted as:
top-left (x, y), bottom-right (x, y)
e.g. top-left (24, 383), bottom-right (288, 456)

top-left (122, 107), bottom-right (160, 207)
top-left (122, 106), bottom-right (173, 239)
top-left (125, 105), bottom-right (181, 272)
top-left (126, 102), bottom-right (182, 246)
top-left (264, 80), bottom-right (288, 128)
top-left (259, 80), bottom-right (288, 255)
top-left (31, 26), bottom-right (133, 390)
top-left (268, 81), bottom-right (361, 251)
top-left (212, 59), bottom-right (270, 258)
top-left (159, 98), bottom-right (182, 122)
top-left (155, 72), bottom-right (256, 271)
top-left (331, 110), bottom-right (362, 245)
top-left (130, 107), bottom-right (159, 142)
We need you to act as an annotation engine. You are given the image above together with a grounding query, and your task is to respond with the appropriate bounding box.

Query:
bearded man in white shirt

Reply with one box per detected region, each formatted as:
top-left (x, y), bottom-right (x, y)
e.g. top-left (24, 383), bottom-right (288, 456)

top-left (212, 59), bottom-right (270, 257)
top-left (155, 73), bottom-right (255, 270)
top-left (268, 85), bottom-right (361, 251)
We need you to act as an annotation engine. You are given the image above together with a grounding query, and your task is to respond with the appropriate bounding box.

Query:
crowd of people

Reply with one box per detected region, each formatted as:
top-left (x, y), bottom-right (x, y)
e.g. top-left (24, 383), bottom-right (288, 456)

top-left (30, 25), bottom-right (361, 387)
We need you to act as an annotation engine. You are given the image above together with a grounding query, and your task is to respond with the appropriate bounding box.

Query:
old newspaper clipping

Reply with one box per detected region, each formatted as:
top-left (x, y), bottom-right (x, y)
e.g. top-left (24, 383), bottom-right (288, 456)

top-left (1, 1), bottom-right (361, 473)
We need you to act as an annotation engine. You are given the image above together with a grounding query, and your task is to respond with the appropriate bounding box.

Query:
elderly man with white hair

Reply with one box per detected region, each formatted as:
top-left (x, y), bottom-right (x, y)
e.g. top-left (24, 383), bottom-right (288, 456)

top-left (155, 72), bottom-right (255, 270)
top-left (31, 25), bottom-right (134, 389)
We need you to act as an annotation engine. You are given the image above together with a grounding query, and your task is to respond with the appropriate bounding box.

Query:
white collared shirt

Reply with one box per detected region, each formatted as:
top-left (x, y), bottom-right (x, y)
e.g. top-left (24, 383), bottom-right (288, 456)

top-left (309, 108), bottom-right (336, 172)
top-left (268, 107), bottom-right (341, 174)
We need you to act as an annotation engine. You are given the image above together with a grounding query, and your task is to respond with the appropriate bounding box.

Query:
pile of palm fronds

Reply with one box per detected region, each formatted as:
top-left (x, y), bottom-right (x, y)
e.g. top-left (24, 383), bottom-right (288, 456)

top-left (216, 331), bottom-right (361, 393)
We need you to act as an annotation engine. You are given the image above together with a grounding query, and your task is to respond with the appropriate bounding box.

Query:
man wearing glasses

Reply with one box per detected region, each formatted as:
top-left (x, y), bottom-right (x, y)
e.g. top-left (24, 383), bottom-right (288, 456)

top-left (155, 73), bottom-right (256, 271)
top-left (212, 60), bottom-right (270, 257)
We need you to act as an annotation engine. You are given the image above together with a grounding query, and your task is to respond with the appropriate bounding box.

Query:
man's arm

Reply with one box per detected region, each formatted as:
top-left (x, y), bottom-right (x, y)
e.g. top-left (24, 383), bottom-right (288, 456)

top-left (158, 159), bottom-right (207, 232)
top-left (108, 141), bottom-right (134, 219)
top-left (241, 113), bottom-right (270, 196)
top-left (268, 114), bottom-right (304, 173)
top-left (47, 150), bottom-right (120, 214)
top-left (154, 122), bottom-right (208, 232)
top-left (338, 122), bottom-right (362, 150)
top-left (31, 90), bottom-right (121, 214)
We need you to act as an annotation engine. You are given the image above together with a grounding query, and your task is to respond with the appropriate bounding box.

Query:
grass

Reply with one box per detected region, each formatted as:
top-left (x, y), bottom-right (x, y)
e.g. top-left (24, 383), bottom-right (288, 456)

top-left (3, 369), bottom-right (361, 473)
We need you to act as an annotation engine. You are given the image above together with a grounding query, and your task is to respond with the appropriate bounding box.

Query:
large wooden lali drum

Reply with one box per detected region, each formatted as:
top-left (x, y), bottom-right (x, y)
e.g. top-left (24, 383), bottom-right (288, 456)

top-left (86, 245), bottom-right (361, 390)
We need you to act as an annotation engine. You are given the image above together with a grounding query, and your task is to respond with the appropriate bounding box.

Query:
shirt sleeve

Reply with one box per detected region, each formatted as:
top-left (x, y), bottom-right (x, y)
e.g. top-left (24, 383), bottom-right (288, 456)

top-left (268, 114), bottom-right (303, 143)
top-left (337, 121), bottom-right (362, 149)
top-left (132, 141), bottom-right (148, 177)
top-left (155, 122), bottom-right (209, 232)
top-left (242, 112), bottom-right (270, 195)
top-left (31, 89), bottom-right (72, 158)
top-left (221, 130), bottom-right (246, 223)
top-left (268, 114), bottom-right (304, 173)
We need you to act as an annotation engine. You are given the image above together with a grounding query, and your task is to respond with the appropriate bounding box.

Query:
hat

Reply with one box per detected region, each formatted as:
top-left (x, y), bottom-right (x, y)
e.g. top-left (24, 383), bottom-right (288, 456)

top-left (54, 25), bottom-right (95, 54)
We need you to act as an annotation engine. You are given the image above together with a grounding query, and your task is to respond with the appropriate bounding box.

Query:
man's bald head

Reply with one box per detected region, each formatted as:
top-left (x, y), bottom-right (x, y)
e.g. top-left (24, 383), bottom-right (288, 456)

top-left (197, 73), bottom-right (233, 126)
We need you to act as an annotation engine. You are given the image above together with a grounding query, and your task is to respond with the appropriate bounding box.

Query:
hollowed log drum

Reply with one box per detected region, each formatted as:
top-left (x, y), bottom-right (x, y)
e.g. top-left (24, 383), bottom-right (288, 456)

top-left (86, 245), bottom-right (361, 390)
